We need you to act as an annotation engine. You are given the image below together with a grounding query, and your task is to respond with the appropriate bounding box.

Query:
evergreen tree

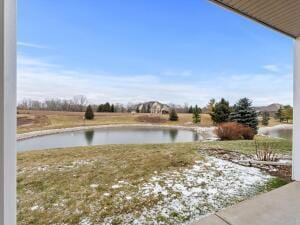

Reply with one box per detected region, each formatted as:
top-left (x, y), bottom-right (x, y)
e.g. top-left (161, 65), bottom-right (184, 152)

top-left (210, 98), bottom-right (231, 124)
top-left (282, 105), bottom-right (293, 123)
top-left (147, 104), bottom-right (151, 113)
top-left (192, 105), bottom-right (201, 124)
top-left (110, 104), bottom-right (115, 112)
top-left (85, 105), bottom-right (94, 120)
top-left (188, 106), bottom-right (193, 114)
top-left (261, 111), bottom-right (270, 126)
top-left (229, 98), bottom-right (258, 131)
top-left (97, 104), bottom-right (103, 112)
top-left (276, 106), bottom-right (284, 122)
top-left (104, 102), bottom-right (111, 112)
top-left (169, 109), bottom-right (179, 121)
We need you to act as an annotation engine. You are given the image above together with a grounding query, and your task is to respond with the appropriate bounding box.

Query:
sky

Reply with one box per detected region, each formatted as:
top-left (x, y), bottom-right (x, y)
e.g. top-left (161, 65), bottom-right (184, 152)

top-left (17, 0), bottom-right (293, 107)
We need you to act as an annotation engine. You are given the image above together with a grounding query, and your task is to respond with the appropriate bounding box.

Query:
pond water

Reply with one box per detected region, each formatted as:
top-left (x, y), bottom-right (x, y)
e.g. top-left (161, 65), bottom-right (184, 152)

top-left (17, 125), bottom-right (293, 152)
top-left (258, 126), bottom-right (293, 140)
top-left (17, 127), bottom-right (203, 151)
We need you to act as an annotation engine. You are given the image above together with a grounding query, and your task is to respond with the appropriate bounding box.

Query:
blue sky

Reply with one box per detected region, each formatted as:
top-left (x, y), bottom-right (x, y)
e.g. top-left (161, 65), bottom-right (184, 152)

top-left (17, 0), bottom-right (293, 106)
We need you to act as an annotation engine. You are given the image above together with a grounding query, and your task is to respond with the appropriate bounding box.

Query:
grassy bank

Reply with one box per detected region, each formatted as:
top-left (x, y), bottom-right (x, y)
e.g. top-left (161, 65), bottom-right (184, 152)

top-left (17, 110), bottom-right (213, 134)
top-left (201, 136), bottom-right (292, 155)
top-left (17, 110), bottom-right (288, 134)
top-left (17, 139), bottom-right (290, 224)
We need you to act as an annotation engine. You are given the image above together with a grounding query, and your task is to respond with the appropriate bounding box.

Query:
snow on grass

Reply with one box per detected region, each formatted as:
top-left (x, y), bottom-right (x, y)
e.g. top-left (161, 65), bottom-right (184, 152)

top-left (103, 156), bottom-right (272, 225)
top-left (90, 184), bottom-right (99, 189)
top-left (80, 218), bottom-right (92, 225)
top-left (111, 184), bottom-right (122, 189)
top-left (30, 205), bottom-right (39, 211)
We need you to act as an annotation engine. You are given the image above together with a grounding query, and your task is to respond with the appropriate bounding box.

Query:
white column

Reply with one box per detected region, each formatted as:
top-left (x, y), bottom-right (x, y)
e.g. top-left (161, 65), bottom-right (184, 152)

top-left (0, 0), bottom-right (16, 224)
top-left (293, 38), bottom-right (300, 181)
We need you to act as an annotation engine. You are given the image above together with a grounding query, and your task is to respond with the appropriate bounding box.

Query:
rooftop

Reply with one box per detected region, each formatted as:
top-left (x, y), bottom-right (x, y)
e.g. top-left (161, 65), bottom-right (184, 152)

top-left (209, 0), bottom-right (300, 38)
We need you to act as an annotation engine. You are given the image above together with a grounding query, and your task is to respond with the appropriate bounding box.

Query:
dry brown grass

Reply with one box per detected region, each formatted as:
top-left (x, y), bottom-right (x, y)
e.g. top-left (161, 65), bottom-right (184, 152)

top-left (17, 110), bottom-right (213, 133)
top-left (17, 143), bottom-right (202, 225)
top-left (216, 122), bottom-right (255, 140)
top-left (16, 136), bottom-right (292, 224)
top-left (135, 115), bottom-right (167, 123)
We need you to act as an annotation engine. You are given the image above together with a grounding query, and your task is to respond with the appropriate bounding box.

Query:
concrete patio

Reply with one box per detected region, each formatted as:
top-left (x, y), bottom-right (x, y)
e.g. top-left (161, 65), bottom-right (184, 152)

top-left (191, 182), bottom-right (300, 225)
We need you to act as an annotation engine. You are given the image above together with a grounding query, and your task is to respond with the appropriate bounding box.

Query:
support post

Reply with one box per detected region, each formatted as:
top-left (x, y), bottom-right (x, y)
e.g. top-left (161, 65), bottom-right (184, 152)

top-left (0, 0), bottom-right (17, 224)
top-left (293, 38), bottom-right (300, 181)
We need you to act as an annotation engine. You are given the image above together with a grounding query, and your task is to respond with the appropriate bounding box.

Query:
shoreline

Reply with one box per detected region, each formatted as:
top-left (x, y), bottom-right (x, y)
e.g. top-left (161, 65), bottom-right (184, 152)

top-left (17, 123), bottom-right (293, 141)
top-left (17, 124), bottom-right (216, 141)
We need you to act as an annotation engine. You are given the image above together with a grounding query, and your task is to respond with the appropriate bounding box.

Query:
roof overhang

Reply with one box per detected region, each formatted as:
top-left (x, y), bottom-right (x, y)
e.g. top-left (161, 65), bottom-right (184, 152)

top-left (209, 0), bottom-right (300, 39)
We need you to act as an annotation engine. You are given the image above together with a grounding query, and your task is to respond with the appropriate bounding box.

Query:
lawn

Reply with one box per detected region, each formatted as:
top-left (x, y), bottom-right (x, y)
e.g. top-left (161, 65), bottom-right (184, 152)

top-left (201, 136), bottom-right (292, 155)
top-left (17, 139), bottom-right (290, 225)
top-left (17, 110), bottom-right (213, 134)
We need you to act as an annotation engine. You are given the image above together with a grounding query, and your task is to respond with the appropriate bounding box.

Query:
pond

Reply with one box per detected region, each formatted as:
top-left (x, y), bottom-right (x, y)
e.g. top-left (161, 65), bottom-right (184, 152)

top-left (17, 125), bottom-right (293, 152)
top-left (258, 126), bottom-right (293, 140)
top-left (17, 127), bottom-right (203, 151)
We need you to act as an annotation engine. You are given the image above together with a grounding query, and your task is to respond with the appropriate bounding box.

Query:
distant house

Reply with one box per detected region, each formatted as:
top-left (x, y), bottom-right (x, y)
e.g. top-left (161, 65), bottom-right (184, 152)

top-left (136, 101), bottom-right (170, 114)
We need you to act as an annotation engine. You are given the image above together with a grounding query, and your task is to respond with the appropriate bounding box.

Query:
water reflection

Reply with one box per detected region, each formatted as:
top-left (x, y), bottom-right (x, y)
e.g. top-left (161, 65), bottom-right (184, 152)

top-left (84, 130), bottom-right (95, 145)
top-left (17, 127), bottom-right (203, 151)
top-left (169, 129), bottom-right (178, 142)
top-left (264, 129), bottom-right (292, 140)
top-left (193, 132), bottom-right (200, 141)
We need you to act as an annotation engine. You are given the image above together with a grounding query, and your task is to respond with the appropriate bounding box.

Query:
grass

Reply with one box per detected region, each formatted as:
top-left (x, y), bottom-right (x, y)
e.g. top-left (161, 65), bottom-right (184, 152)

top-left (17, 138), bottom-right (291, 224)
top-left (17, 110), bottom-right (214, 134)
top-left (259, 177), bottom-right (289, 190)
top-left (17, 143), bottom-right (203, 225)
top-left (17, 110), bottom-right (289, 134)
top-left (201, 136), bottom-right (292, 155)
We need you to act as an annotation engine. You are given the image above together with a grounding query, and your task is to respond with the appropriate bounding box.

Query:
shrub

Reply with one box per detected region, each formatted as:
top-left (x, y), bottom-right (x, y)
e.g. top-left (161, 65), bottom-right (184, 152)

top-left (192, 105), bottom-right (201, 124)
top-left (210, 98), bottom-right (231, 124)
top-left (229, 98), bottom-right (258, 132)
top-left (135, 115), bottom-right (167, 123)
top-left (261, 111), bottom-right (270, 126)
top-left (85, 105), bottom-right (94, 120)
top-left (255, 141), bottom-right (277, 161)
top-left (216, 122), bottom-right (255, 140)
top-left (169, 109), bottom-right (178, 121)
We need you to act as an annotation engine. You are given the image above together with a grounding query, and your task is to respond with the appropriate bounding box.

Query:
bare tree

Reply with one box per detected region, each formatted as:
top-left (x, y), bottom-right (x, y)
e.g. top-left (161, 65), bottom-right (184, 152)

top-left (73, 95), bottom-right (88, 112)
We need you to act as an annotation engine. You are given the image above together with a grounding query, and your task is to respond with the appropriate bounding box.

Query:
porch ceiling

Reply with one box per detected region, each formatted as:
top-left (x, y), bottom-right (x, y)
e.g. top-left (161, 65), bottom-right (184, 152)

top-left (209, 0), bottom-right (300, 38)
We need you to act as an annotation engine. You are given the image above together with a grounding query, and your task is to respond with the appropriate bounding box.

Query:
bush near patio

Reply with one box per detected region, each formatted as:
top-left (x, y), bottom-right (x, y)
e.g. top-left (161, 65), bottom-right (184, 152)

top-left (216, 122), bottom-right (256, 140)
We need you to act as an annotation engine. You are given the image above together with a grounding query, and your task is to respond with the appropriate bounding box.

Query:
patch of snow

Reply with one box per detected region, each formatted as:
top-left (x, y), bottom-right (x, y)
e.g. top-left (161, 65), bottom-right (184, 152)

top-left (112, 184), bottom-right (122, 189)
top-left (103, 156), bottom-right (272, 225)
top-left (80, 218), bottom-right (91, 225)
top-left (90, 184), bottom-right (99, 189)
top-left (118, 180), bottom-right (128, 185)
top-left (30, 205), bottom-right (39, 211)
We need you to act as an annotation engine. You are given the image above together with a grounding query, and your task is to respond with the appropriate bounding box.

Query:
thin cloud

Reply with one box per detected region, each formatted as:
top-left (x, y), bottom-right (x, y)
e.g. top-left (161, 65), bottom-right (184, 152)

top-left (18, 42), bottom-right (48, 49)
top-left (162, 70), bottom-right (192, 77)
top-left (17, 55), bottom-right (293, 106)
top-left (262, 64), bottom-right (280, 73)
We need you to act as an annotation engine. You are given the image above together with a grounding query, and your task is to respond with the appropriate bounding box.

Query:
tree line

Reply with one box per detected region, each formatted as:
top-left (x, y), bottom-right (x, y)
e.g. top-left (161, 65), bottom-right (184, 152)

top-left (97, 102), bottom-right (115, 112)
top-left (18, 95), bottom-right (88, 112)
